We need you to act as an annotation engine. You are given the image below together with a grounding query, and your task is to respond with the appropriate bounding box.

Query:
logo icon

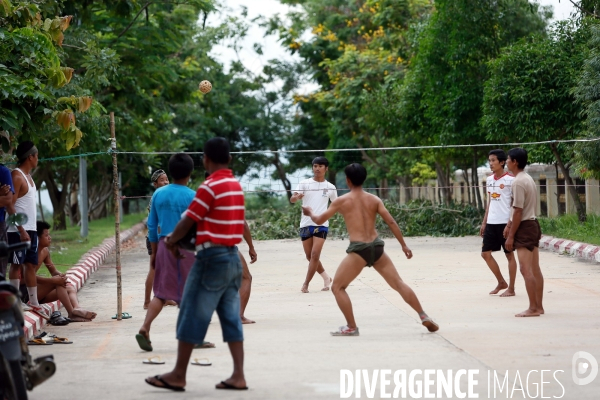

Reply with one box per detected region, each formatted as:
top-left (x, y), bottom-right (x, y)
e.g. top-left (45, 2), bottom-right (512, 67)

top-left (491, 193), bottom-right (501, 199)
top-left (499, 184), bottom-right (505, 189)
top-left (572, 351), bottom-right (598, 385)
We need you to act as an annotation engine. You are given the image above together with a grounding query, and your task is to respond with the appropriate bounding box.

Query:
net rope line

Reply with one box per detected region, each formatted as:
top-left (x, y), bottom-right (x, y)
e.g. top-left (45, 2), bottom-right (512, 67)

top-left (120, 182), bottom-right (598, 199)
top-left (4, 136), bottom-right (597, 164)
top-left (114, 137), bottom-right (600, 155)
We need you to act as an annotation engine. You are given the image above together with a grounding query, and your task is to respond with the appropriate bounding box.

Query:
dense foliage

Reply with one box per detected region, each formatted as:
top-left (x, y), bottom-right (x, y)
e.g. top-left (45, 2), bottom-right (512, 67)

top-left (248, 199), bottom-right (483, 240)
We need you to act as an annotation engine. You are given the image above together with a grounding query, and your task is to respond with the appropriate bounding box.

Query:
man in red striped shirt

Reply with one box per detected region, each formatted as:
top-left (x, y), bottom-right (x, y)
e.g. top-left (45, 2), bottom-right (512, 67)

top-left (145, 137), bottom-right (248, 392)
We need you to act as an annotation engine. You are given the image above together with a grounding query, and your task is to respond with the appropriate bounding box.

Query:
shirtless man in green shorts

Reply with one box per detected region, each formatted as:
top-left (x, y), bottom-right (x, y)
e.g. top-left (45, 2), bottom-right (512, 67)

top-left (302, 163), bottom-right (439, 336)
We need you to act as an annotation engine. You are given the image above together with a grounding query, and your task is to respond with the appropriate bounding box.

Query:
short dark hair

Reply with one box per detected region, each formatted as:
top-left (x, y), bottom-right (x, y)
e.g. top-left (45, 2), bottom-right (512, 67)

top-left (488, 149), bottom-right (507, 167)
top-left (37, 220), bottom-right (50, 237)
top-left (312, 156), bottom-right (329, 167)
top-left (16, 141), bottom-right (37, 163)
top-left (344, 163), bottom-right (367, 186)
top-left (508, 148), bottom-right (528, 169)
top-left (168, 153), bottom-right (194, 180)
top-left (203, 137), bottom-right (230, 164)
top-left (204, 171), bottom-right (209, 179)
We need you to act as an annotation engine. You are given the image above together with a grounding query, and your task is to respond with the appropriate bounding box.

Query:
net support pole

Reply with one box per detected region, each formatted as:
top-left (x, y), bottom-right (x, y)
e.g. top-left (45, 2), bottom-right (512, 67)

top-left (110, 112), bottom-right (122, 321)
top-left (79, 156), bottom-right (89, 238)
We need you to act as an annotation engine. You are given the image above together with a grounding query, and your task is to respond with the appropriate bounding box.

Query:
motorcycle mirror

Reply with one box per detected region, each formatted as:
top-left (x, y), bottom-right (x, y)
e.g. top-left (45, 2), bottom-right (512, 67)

top-left (6, 213), bottom-right (28, 227)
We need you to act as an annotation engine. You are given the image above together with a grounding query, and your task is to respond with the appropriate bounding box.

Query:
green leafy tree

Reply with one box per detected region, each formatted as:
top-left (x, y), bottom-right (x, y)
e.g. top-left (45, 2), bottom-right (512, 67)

top-left (573, 23), bottom-right (600, 180)
top-left (483, 21), bottom-right (588, 221)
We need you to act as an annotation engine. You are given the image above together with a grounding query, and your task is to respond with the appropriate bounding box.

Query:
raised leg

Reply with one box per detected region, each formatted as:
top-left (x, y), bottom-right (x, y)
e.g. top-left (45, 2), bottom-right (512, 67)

top-left (139, 297), bottom-right (166, 341)
top-left (373, 252), bottom-right (424, 314)
top-left (144, 264), bottom-right (155, 309)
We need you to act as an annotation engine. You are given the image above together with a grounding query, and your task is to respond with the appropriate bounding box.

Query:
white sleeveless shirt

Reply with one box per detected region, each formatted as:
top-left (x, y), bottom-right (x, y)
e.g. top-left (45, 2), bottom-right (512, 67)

top-left (8, 168), bottom-right (37, 232)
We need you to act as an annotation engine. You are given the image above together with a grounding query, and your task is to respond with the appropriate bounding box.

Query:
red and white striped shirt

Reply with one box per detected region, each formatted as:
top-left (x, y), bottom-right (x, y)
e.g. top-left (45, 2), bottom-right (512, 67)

top-left (184, 169), bottom-right (245, 247)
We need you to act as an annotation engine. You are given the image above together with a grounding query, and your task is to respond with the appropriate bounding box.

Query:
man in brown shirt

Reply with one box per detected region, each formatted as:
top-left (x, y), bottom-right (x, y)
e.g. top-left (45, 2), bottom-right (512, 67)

top-left (504, 148), bottom-right (544, 317)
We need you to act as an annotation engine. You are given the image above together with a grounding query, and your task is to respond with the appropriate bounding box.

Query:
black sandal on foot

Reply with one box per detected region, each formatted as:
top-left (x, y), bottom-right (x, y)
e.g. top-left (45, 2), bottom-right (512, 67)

top-left (216, 381), bottom-right (248, 390)
top-left (145, 375), bottom-right (185, 392)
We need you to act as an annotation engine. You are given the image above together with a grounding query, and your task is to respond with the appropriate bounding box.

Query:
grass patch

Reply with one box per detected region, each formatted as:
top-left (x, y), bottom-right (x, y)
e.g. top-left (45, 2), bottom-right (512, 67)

top-left (538, 214), bottom-right (600, 245)
top-left (42, 213), bottom-right (146, 275)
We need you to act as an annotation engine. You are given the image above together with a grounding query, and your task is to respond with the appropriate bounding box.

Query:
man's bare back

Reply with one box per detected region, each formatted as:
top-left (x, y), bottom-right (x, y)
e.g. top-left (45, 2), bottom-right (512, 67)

top-left (301, 163), bottom-right (437, 335)
top-left (332, 190), bottom-right (381, 243)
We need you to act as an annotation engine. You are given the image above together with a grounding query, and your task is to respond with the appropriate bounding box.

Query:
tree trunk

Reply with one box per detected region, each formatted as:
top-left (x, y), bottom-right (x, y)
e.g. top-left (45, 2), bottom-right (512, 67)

top-left (464, 164), bottom-right (472, 205)
top-left (435, 161), bottom-right (452, 204)
top-left (549, 143), bottom-right (586, 222)
top-left (472, 150), bottom-right (483, 209)
top-left (328, 169), bottom-right (336, 186)
top-left (41, 166), bottom-right (76, 231)
top-left (380, 178), bottom-right (389, 199)
top-left (271, 154), bottom-right (292, 201)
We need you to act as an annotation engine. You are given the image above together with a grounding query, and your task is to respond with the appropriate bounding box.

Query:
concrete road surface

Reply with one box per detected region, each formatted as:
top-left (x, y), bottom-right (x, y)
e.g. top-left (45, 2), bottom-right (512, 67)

top-left (28, 232), bottom-right (600, 400)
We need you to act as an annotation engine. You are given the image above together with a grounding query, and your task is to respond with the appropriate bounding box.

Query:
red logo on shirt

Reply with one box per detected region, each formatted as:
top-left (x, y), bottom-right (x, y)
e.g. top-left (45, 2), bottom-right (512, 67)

top-left (499, 184), bottom-right (505, 189)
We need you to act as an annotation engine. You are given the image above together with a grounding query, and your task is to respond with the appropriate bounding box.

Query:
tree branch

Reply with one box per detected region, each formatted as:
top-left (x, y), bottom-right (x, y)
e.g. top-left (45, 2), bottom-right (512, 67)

top-left (568, 0), bottom-right (600, 19)
top-left (113, 2), bottom-right (152, 43)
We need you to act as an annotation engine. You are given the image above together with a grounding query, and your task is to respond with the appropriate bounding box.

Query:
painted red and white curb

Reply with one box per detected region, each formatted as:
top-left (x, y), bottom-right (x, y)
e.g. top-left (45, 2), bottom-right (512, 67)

top-left (23, 222), bottom-right (146, 339)
top-left (539, 235), bottom-right (600, 263)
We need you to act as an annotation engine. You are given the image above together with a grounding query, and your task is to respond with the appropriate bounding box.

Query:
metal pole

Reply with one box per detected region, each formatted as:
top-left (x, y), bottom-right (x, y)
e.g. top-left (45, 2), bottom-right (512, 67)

top-left (79, 156), bottom-right (89, 238)
top-left (110, 112), bottom-right (122, 321)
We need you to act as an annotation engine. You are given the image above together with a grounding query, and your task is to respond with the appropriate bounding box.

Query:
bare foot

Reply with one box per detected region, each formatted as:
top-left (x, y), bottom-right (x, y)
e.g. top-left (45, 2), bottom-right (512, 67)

top-left (146, 372), bottom-right (186, 391)
top-left (216, 377), bottom-right (247, 390)
top-left (515, 309), bottom-right (541, 317)
top-left (489, 282), bottom-right (508, 295)
top-left (538, 308), bottom-right (545, 315)
top-left (499, 289), bottom-right (515, 297)
top-left (165, 300), bottom-right (177, 307)
top-left (241, 316), bottom-right (256, 324)
top-left (321, 277), bottom-right (333, 291)
top-left (72, 308), bottom-right (96, 320)
top-left (301, 284), bottom-right (309, 293)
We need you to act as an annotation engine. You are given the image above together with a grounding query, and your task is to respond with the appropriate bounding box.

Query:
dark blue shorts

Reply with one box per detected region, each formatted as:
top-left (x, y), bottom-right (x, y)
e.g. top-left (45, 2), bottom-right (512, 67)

top-left (299, 226), bottom-right (328, 241)
top-left (8, 231), bottom-right (38, 265)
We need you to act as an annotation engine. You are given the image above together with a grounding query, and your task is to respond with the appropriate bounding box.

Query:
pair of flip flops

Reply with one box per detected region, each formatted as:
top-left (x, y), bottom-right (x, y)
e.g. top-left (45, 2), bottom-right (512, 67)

top-left (112, 312), bottom-right (132, 319)
top-left (48, 311), bottom-right (70, 326)
top-left (28, 333), bottom-right (72, 345)
top-left (145, 376), bottom-right (248, 392)
top-left (142, 356), bottom-right (211, 366)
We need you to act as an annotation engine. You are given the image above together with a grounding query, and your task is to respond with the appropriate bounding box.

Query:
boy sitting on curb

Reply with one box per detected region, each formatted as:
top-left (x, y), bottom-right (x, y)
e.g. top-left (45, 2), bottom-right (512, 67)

top-left (34, 221), bottom-right (96, 322)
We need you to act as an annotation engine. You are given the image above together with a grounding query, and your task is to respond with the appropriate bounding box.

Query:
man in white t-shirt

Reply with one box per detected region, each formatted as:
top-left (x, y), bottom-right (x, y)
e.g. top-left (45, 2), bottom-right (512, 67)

top-left (480, 149), bottom-right (517, 297)
top-left (290, 157), bottom-right (338, 293)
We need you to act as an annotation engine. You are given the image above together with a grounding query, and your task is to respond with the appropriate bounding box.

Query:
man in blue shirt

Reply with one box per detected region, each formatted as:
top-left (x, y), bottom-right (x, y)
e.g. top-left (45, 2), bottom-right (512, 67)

top-left (0, 164), bottom-right (15, 279)
top-left (136, 153), bottom-right (196, 352)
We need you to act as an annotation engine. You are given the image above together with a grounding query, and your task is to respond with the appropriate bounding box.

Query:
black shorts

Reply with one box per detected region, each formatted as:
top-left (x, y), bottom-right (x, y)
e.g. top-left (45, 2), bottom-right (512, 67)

top-left (146, 236), bottom-right (152, 255)
top-left (482, 224), bottom-right (511, 253)
top-left (8, 231), bottom-right (38, 265)
top-left (299, 226), bottom-right (328, 241)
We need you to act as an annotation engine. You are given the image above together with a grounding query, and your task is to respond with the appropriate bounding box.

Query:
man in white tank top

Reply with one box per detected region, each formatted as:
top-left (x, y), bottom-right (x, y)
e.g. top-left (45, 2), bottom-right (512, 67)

top-left (6, 141), bottom-right (49, 320)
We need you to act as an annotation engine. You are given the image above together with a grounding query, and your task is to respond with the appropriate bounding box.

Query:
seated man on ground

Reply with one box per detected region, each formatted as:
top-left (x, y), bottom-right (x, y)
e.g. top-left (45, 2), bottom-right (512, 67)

top-left (34, 221), bottom-right (96, 322)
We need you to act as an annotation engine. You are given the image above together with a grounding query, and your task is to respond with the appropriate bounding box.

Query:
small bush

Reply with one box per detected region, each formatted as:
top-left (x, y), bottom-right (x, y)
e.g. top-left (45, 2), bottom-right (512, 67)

top-left (248, 199), bottom-right (483, 240)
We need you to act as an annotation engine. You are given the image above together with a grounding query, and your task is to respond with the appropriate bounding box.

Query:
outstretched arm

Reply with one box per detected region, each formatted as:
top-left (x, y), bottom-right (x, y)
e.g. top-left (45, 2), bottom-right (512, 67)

top-left (243, 220), bottom-right (257, 263)
top-left (302, 198), bottom-right (340, 226)
top-left (377, 200), bottom-right (413, 259)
